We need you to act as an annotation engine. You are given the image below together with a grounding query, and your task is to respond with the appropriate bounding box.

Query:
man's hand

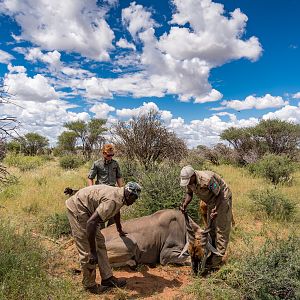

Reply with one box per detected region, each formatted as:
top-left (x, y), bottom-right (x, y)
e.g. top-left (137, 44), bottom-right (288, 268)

top-left (210, 207), bottom-right (218, 220)
top-left (88, 251), bottom-right (98, 265)
top-left (179, 203), bottom-right (187, 213)
top-left (117, 227), bottom-right (127, 236)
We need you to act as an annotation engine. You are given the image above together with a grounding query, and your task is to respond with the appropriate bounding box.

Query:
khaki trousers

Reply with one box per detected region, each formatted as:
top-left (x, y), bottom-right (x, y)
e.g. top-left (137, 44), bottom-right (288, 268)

top-left (66, 209), bottom-right (113, 288)
top-left (207, 193), bottom-right (232, 266)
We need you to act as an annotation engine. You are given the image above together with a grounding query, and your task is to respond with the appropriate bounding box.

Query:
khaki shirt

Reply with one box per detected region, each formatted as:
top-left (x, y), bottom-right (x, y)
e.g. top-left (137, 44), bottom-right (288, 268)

top-left (187, 171), bottom-right (231, 207)
top-left (66, 185), bottom-right (125, 222)
top-left (88, 158), bottom-right (122, 186)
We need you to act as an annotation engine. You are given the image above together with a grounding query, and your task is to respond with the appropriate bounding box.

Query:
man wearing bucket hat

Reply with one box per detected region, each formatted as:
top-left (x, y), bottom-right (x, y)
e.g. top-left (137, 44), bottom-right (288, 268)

top-left (179, 165), bottom-right (232, 270)
top-left (88, 144), bottom-right (124, 228)
top-left (65, 182), bottom-right (141, 294)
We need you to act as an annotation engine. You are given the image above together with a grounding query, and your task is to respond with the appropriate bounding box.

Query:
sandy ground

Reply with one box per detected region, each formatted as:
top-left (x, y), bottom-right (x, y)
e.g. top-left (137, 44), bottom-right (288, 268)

top-left (48, 240), bottom-right (195, 300)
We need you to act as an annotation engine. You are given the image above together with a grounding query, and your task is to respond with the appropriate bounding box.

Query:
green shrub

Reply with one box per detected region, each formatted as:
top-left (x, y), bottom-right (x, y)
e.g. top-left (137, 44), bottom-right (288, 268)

top-left (220, 236), bottom-right (300, 300)
top-left (249, 188), bottom-right (296, 221)
top-left (43, 212), bottom-right (71, 239)
top-left (39, 154), bottom-right (54, 161)
top-left (0, 220), bottom-right (79, 300)
top-left (4, 153), bottom-right (44, 171)
top-left (59, 155), bottom-right (84, 169)
top-left (128, 163), bottom-right (200, 222)
top-left (248, 154), bottom-right (295, 185)
top-left (187, 236), bottom-right (300, 300)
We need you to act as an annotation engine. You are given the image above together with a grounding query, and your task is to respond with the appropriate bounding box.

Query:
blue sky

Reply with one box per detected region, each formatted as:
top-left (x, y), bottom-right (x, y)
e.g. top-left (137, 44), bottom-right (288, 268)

top-left (0, 0), bottom-right (299, 147)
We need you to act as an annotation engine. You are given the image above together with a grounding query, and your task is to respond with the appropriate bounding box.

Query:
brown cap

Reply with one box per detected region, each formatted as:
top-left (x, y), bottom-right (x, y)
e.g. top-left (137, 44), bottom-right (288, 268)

top-left (102, 144), bottom-right (114, 154)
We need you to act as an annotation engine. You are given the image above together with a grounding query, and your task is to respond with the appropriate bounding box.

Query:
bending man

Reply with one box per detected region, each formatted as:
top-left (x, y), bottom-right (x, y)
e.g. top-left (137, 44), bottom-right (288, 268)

top-left (179, 165), bottom-right (232, 270)
top-left (65, 182), bottom-right (141, 294)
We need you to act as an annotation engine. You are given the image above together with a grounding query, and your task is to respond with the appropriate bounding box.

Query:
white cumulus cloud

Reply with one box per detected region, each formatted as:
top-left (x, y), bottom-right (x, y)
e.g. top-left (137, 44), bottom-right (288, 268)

top-left (0, 0), bottom-right (115, 61)
top-left (116, 38), bottom-right (136, 51)
top-left (263, 103), bottom-right (300, 123)
top-left (122, 2), bottom-right (156, 39)
top-left (0, 99), bottom-right (90, 144)
top-left (116, 101), bottom-right (173, 122)
top-left (217, 94), bottom-right (288, 111)
top-left (0, 49), bottom-right (14, 64)
top-left (4, 64), bottom-right (59, 102)
top-left (114, 0), bottom-right (262, 103)
top-left (90, 102), bottom-right (115, 119)
top-left (292, 92), bottom-right (300, 99)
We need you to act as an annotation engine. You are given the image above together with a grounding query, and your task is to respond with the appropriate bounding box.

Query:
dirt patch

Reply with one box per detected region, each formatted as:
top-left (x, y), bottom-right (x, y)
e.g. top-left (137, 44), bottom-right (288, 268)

top-left (51, 241), bottom-right (195, 299)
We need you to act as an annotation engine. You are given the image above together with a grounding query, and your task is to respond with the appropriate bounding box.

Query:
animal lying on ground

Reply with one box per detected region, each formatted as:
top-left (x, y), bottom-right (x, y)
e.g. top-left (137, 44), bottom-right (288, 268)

top-left (64, 188), bottom-right (220, 274)
top-left (102, 209), bottom-right (190, 267)
top-left (102, 209), bottom-right (220, 274)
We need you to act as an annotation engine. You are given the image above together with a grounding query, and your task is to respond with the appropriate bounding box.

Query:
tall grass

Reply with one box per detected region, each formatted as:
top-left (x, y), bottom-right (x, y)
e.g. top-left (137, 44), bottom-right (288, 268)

top-left (0, 220), bottom-right (80, 300)
top-left (0, 156), bottom-right (299, 299)
top-left (3, 153), bottom-right (46, 171)
top-left (249, 188), bottom-right (296, 221)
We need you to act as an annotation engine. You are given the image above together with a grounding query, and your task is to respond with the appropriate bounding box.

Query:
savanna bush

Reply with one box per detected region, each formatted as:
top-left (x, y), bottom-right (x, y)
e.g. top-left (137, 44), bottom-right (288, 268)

top-left (181, 150), bottom-right (206, 170)
top-left (0, 220), bottom-right (79, 300)
top-left (187, 236), bottom-right (300, 300)
top-left (249, 188), bottom-right (296, 221)
top-left (220, 236), bottom-right (300, 300)
top-left (59, 155), bottom-right (84, 170)
top-left (248, 154), bottom-right (295, 185)
top-left (43, 212), bottom-right (71, 239)
top-left (4, 153), bottom-right (44, 171)
top-left (127, 163), bottom-right (200, 222)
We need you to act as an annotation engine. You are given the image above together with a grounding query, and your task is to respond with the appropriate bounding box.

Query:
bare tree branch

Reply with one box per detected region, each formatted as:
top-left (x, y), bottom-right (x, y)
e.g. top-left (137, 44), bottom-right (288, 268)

top-left (0, 85), bottom-right (19, 184)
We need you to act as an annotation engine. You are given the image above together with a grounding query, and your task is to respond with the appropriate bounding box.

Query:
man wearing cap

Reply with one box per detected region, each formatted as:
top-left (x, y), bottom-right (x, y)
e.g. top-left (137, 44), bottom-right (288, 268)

top-left (179, 165), bottom-right (232, 269)
top-left (88, 144), bottom-right (124, 228)
top-left (65, 182), bottom-right (141, 294)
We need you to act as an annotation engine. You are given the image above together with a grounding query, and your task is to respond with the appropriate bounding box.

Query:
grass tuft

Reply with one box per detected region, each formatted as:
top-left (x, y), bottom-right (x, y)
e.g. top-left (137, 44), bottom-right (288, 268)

top-left (43, 212), bottom-right (71, 239)
top-left (0, 220), bottom-right (80, 300)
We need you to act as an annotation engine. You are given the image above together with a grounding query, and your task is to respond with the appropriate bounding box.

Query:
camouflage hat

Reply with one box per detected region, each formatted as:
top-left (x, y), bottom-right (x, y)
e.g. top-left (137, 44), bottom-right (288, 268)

top-left (125, 182), bottom-right (142, 198)
top-left (180, 165), bottom-right (195, 187)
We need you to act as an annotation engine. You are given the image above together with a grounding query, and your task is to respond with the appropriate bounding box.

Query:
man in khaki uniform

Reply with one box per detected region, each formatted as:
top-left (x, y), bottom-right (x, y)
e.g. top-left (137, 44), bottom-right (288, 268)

top-left (179, 165), bottom-right (232, 269)
top-left (88, 144), bottom-right (124, 228)
top-left (66, 182), bottom-right (141, 294)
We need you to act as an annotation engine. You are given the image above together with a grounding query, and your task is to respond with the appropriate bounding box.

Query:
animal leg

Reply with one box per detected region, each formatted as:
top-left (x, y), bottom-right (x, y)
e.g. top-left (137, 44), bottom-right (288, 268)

top-left (106, 235), bottom-right (138, 267)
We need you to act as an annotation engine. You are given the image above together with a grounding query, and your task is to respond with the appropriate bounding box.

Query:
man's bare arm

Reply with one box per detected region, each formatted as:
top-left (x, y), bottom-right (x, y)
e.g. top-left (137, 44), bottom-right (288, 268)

top-left (86, 211), bottom-right (102, 263)
top-left (116, 177), bottom-right (124, 187)
top-left (114, 212), bottom-right (126, 236)
top-left (180, 192), bottom-right (193, 212)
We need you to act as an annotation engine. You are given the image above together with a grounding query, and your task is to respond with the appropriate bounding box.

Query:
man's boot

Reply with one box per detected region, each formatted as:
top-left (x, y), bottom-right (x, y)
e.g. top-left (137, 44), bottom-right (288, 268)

top-left (101, 276), bottom-right (126, 288)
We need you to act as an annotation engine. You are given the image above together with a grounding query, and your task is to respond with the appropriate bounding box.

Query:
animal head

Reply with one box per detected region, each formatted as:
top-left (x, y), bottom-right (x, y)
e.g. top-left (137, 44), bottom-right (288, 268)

top-left (185, 216), bottom-right (206, 275)
top-left (188, 229), bottom-right (207, 275)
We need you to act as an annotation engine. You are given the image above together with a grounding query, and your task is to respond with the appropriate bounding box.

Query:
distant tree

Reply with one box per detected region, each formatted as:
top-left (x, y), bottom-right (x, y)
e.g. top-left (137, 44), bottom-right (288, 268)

top-left (85, 119), bottom-right (107, 157)
top-left (221, 119), bottom-right (300, 164)
top-left (113, 110), bottom-right (188, 169)
top-left (253, 119), bottom-right (300, 158)
top-left (63, 119), bottom-right (107, 158)
top-left (195, 143), bottom-right (238, 166)
top-left (57, 131), bottom-right (77, 152)
top-left (63, 120), bottom-right (87, 151)
top-left (6, 140), bottom-right (22, 153)
top-left (20, 133), bottom-right (49, 156)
